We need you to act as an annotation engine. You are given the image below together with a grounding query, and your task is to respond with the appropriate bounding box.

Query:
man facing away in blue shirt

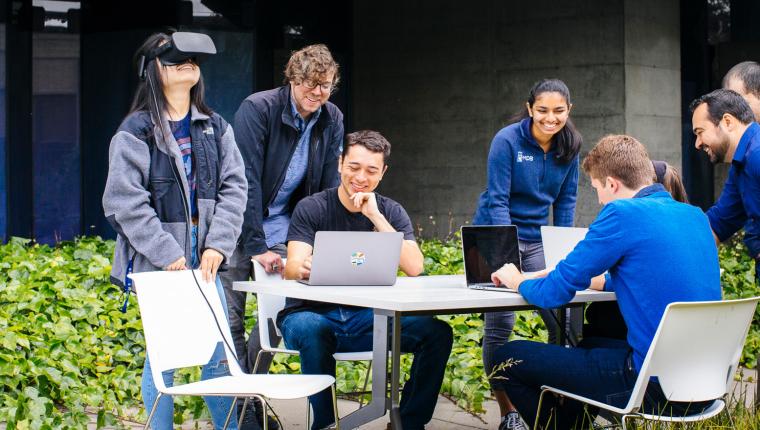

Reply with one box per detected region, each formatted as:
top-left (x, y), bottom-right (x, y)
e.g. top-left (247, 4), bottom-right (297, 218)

top-left (487, 134), bottom-right (721, 429)
top-left (691, 88), bottom-right (760, 285)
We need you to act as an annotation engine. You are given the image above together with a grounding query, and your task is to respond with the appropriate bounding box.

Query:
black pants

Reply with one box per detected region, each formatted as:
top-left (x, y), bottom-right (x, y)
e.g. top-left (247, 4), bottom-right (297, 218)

top-left (219, 243), bottom-right (287, 374)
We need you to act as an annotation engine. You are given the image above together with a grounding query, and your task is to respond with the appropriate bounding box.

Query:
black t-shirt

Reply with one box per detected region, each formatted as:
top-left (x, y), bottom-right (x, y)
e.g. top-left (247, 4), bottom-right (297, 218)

top-left (277, 187), bottom-right (416, 323)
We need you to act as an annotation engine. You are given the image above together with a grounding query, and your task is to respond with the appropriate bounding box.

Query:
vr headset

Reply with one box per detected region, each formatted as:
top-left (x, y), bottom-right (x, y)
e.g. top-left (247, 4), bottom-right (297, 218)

top-left (138, 32), bottom-right (217, 80)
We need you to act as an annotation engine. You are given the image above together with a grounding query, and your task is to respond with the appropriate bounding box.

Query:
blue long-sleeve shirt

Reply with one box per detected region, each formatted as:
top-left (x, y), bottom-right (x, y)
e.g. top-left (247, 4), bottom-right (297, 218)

top-left (706, 122), bottom-right (760, 259)
top-left (473, 118), bottom-right (579, 242)
top-left (519, 184), bottom-right (722, 371)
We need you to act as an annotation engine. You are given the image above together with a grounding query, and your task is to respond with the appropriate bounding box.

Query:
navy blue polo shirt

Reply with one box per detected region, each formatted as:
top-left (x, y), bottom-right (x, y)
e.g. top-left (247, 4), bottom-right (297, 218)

top-left (706, 122), bottom-right (760, 258)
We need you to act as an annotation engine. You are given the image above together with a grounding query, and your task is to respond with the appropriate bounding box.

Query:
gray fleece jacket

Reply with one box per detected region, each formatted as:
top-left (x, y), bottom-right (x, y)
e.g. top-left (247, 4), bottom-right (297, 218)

top-left (103, 105), bottom-right (247, 287)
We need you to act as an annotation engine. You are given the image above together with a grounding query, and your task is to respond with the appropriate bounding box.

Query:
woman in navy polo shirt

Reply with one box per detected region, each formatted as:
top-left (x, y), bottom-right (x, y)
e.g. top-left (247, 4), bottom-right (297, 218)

top-left (472, 79), bottom-right (582, 430)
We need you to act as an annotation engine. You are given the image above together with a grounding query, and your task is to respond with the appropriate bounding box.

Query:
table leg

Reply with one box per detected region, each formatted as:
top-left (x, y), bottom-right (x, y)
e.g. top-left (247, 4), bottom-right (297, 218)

top-left (390, 312), bottom-right (402, 429)
top-left (339, 312), bottom-right (390, 429)
top-left (558, 307), bottom-right (567, 346)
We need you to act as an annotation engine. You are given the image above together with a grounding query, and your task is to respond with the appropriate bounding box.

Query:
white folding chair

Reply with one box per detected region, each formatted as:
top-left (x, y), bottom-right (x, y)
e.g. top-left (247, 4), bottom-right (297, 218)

top-left (536, 297), bottom-right (759, 430)
top-left (130, 270), bottom-right (339, 430)
top-left (251, 260), bottom-right (374, 407)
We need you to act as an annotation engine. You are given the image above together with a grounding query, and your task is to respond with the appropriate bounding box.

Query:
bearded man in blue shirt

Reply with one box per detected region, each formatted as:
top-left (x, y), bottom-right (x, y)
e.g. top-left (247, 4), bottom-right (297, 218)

top-left (691, 88), bottom-right (760, 285)
top-left (488, 134), bottom-right (722, 429)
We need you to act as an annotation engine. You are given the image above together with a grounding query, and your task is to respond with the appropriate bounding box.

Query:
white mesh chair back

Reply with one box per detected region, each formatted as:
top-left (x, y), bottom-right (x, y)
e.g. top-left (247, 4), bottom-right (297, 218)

top-left (626, 297), bottom-right (758, 410)
top-left (130, 270), bottom-right (243, 392)
top-left (253, 259), bottom-right (288, 341)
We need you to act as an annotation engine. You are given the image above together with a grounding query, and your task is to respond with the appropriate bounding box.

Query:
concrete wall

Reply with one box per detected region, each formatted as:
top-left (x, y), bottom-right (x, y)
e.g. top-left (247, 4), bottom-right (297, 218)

top-left (352, 0), bottom-right (681, 238)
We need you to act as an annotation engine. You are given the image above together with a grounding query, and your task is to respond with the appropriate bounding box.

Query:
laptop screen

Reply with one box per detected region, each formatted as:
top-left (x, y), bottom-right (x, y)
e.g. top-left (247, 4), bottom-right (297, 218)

top-left (461, 226), bottom-right (521, 284)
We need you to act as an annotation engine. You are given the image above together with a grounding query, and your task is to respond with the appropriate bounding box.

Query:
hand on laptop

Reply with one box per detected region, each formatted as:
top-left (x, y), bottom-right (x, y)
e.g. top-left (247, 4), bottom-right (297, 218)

top-left (491, 263), bottom-right (525, 291)
top-left (295, 255), bottom-right (312, 281)
top-left (589, 274), bottom-right (606, 291)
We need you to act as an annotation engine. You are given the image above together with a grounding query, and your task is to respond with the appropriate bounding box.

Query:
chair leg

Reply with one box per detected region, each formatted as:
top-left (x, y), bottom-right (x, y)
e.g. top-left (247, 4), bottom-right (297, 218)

top-left (265, 402), bottom-right (285, 430)
top-left (144, 393), bottom-right (162, 430)
top-left (253, 395), bottom-right (269, 430)
top-left (332, 384), bottom-right (341, 430)
top-left (357, 360), bottom-right (372, 408)
top-left (621, 414), bottom-right (637, 430)
top-left (534, 389), bottom-right (548, 430)
top-left (222, 396), bottom-right (238, 430)
top-left (306, 397), bottom-right (311, 429)
top-left (237, 397), bottom-right (250, 429)
top-left (252, 350), bottom-right (265, 374)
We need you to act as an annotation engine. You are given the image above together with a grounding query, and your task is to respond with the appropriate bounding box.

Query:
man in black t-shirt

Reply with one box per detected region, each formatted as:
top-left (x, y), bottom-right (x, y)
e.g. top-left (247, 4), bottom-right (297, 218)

top-left (278, 131), bottom-right (453, 430)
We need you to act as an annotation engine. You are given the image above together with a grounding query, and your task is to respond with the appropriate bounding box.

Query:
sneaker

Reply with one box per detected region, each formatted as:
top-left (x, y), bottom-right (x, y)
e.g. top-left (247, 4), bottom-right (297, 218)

top-left (239, 400), bottom-right (262, 430)
top-left (239, 398), bottom-right (280, 430)
top-left (499, 411), bottom-right (528, 430)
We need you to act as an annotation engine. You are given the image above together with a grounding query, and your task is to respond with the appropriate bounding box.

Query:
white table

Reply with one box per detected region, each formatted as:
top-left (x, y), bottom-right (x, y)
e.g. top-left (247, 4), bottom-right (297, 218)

top-left (234, 275), bottom-right (615, 429)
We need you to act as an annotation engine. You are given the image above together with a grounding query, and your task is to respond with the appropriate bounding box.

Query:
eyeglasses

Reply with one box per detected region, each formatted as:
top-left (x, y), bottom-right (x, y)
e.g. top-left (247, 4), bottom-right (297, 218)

top-left (302, 79), bottom-right (333, 92)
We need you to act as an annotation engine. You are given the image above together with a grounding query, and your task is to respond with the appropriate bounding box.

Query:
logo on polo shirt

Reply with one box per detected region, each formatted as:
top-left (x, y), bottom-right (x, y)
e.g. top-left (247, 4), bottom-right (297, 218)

top-left (351, 252), bottom-right (366, 267)
top-left (517, 151), bottom-right (534, 162)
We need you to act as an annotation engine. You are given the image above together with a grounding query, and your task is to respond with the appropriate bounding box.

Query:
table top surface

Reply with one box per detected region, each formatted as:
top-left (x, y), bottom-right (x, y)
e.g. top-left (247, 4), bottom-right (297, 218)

top-left (234, 274), bottom-right (615, 312)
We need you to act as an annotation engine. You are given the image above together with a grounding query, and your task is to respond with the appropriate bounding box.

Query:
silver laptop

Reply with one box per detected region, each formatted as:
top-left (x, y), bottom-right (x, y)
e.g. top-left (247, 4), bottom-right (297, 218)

top-left (540, 226), bottom-right (588, 270)
top-left (299, 231), bottom-right (404, 286)
top-left (461, 225), bottom-right (523, 292)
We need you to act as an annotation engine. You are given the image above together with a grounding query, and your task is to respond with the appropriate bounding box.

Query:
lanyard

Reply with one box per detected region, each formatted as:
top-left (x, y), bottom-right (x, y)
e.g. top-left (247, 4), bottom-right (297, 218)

top-left (120, 256), bottom-right (135, 313)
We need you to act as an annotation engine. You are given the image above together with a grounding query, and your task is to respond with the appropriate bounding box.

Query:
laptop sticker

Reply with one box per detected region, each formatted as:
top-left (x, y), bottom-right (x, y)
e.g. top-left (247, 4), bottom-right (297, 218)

top-left (351, 251), bottom-right (366, 267)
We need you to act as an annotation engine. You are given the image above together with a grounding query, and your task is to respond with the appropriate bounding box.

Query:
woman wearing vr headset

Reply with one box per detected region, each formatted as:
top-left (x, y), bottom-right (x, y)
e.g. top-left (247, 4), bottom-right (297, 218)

top-left (103, 31), bottom-right (247, 429)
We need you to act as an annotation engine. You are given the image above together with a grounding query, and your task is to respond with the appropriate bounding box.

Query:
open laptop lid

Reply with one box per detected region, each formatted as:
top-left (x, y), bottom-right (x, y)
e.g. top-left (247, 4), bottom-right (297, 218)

top-left (461, 225), bottom-right (521, 286)
top-left (306, 231), bottom-right (403, 286)
top-left (540, 226), bottom-right (588, 270)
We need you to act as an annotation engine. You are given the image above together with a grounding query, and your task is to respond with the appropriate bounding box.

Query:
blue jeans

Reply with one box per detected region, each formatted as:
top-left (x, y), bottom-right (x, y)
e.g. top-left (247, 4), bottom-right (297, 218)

top-left (483, 240), bottom-right (569, 390)
top-left (141, 226), bottom-right (238, 429)
top-left (494, 337), bottom-right (711, 429)
top-left (279, 307), bottom-right (453, 430)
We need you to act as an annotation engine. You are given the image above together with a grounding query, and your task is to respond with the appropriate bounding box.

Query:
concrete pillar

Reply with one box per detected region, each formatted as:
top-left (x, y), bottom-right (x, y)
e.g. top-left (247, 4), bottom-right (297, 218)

top-left (623, 0), bottom-right (682, 180)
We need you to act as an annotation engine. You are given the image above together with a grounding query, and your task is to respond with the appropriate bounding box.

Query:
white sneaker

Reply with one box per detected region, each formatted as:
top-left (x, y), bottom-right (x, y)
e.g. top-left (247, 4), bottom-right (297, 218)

top-left (499, 411), bottom-right (528, 430)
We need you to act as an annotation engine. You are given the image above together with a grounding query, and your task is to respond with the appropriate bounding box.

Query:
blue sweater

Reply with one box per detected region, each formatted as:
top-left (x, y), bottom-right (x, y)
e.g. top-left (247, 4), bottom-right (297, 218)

top-left (473, 118), bottom-right (579, 242)
top-left (706, 122), bottom-right (760, 259)
top-left (519, 184), bottom-right (722, 371)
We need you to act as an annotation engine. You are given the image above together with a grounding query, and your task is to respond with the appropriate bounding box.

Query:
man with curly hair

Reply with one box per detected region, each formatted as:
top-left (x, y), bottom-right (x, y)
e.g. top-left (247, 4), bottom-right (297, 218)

top-left (221, 44), bottom-right (345, 429)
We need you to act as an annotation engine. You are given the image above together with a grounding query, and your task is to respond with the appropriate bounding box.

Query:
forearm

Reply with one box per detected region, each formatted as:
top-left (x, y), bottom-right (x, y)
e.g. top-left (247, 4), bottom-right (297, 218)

top-left (368, 213), bottom-right (423, 276)
top-left (284, 258), bottom-right (302, 280)
top-left (284, 241), bottom-right (313, 280)
top-left (399, 241), bottom-right (424, 276)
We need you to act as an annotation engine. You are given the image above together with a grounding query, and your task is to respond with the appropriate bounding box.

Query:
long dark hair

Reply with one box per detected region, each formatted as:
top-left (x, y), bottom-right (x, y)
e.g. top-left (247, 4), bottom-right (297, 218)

top-left (509, 79), bottom-right (582, 163)
top-left (128, 31), bottom-right (213, 126)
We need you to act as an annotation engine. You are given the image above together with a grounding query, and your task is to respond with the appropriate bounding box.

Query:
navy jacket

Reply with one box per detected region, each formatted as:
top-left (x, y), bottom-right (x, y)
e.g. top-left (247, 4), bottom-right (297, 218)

top-left (473, 118), bottom-right (579, 242)
top-left (234, 85), bottom-right (344, 256)
top-left (519, 185), bottom-right (721, 371)
top-left (706, 122), bottom-right (760, 258)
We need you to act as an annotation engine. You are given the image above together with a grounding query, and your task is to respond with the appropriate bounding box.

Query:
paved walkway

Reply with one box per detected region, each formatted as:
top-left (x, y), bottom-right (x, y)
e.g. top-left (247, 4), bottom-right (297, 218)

top-left (96, 369), bottom-right (756, 429)
top-left (106, 396), bottom-right (501, 430)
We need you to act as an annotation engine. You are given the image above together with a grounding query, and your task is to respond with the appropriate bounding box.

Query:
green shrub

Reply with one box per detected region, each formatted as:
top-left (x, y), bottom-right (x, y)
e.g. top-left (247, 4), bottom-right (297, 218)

top-left (1, 233), bottom-right (757, 427)
top-left (719, 233), bottom-right (760, 368)
top-left (0, 237), bottom-right (140, 429)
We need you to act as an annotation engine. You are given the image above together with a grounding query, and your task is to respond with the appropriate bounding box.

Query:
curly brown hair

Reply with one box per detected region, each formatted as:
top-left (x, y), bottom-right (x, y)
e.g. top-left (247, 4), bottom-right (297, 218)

top-left (283, 44), bottom-right (340, 91)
